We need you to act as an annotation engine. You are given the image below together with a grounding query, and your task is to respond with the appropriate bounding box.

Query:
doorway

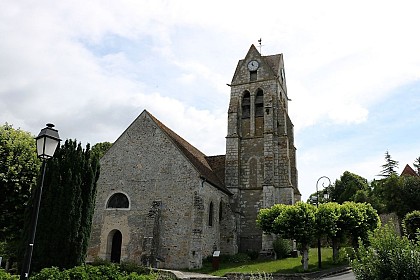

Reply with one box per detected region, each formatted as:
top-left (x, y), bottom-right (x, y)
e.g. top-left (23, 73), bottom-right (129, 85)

top-left (110, 230), bottom-right (122, 263)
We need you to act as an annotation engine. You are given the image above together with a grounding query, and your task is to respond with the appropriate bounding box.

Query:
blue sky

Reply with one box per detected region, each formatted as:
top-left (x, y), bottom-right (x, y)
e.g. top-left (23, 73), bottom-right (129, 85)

top-left (1, 0), bottom-right (419, 200)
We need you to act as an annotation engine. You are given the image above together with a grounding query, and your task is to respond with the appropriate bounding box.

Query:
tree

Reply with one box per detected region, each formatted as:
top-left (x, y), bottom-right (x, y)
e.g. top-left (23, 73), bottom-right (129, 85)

top-left (258, 202), bottom-right (317, 271)
top-left (275, 202), bottom-right (317, 270)
top-left (92, 141), bottom-right (112, 159)
top-left (316, 202), bottom-right (341, 263)
top-left (0, 124), bottom-right (40, 265)
top-left (374, 175), bottom-right (420, 218)
top-left (414, 157), bottom-right (420, 175)
top-left (379, 150), bottom-right (399, 177)
top-left (339, 202), bottom-right (380, 248)
top-left (257, 204), bottom-right (289, 234)
top-left (330, 171), bottom-right (369, 204)
top-left (23, 139), bottom-right (100, 272)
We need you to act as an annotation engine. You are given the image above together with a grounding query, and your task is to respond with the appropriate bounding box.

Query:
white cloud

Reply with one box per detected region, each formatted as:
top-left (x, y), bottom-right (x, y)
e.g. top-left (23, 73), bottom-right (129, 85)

top-left (2, 0), bottom-right (420, 201)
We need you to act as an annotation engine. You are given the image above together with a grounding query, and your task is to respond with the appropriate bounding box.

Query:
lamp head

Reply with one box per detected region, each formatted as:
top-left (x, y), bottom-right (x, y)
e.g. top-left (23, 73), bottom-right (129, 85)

top-left (36, 123), bottom-right (61, 160)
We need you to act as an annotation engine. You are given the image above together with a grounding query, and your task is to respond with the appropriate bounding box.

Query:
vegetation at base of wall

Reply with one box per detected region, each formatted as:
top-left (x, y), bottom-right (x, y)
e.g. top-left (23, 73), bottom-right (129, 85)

top-left (27, 263), bottom-right (158, 280)
top-left (272, 237), bottom-right (292, 259)
top-left (351, 224), bottom-right (420, 280)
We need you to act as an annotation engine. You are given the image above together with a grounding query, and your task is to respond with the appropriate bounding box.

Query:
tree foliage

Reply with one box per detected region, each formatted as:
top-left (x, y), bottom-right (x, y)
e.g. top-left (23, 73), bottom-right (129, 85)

top-left (379, 150), bottom-right (399, 177)
top-left (0, 124), bottom-right (40, 262)
top-left (414, 157), bottom-right (420, 175)
top-left (258, 201), bottom-right (380, 269)
top-left (351, 224), bottom-right (420, 280)
top-left (338, 202), bottom-right (378, 247)
top-left (374, 175), bottom-right (420, 218)
top-left (403, 210), bottom-right (420, 240)
top-left (330, 171), bottom-right (369, 204)
top-left (316, 202), bottom-right (341, 262)
top-left (91, 141), bottom-right (112, 159)
top-left (258, 202), bottom-right (317, 271)
top-left (24, 139), bottom-right (100, 272)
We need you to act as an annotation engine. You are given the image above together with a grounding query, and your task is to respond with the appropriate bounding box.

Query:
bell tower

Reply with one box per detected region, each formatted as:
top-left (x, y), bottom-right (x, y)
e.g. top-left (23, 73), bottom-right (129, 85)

top-left (225, 45), bottom-right (300, 253)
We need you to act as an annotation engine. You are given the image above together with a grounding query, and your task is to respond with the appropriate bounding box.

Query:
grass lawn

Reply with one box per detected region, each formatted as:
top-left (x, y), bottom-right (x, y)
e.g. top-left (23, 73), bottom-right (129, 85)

top-left (191, 248), bottom-right (349, 276)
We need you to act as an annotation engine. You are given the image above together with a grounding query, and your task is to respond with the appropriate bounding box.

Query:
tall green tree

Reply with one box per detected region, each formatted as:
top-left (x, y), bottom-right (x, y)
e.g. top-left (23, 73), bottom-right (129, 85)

top-left (0, 124), bottom-right (40, 264)
top-left (374, 175), bottom-right (420, 218)
top-left (24, 139), bottom-right (100, 272)
top-left (379, 150), bottom-right (399, 177)
top-left (330, 171), bottom-right (369, 204)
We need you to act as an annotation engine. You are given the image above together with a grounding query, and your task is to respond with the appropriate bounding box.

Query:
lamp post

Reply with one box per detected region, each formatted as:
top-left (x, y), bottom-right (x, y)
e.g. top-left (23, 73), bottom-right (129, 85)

top-left (20, 124), bottom-right (60, 280)
top-left (315, 176), bottom-right (331, 269)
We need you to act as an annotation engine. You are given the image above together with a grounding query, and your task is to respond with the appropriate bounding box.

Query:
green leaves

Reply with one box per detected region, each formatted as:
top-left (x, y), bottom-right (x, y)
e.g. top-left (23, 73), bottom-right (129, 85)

top-left (351, 225), bottom-right (420, 280)
top-left (28, 139), bottom-right (100, 272)
top-left (273, 202), bottom-right (317, 245)
top-left (0, 124), bottom-right (40, 260)
top-left (403, 210), bottom-right (420, 240)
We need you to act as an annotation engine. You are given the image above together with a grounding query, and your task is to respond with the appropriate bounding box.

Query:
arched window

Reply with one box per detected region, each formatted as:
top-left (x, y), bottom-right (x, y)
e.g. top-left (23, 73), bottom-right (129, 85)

top-left (242, 91), bottom-right (250, 119)
top-left (107, 193), bottom-right (129, 209)
top-left (208, 202), bottom-right (214, 227)
top-left (255, 89), bottom-right (264, 117)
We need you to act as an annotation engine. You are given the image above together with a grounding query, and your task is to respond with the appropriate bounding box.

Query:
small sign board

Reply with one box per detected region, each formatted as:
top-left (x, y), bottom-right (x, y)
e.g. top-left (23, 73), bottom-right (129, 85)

top-left (213, 250), bottom-right (220, 257)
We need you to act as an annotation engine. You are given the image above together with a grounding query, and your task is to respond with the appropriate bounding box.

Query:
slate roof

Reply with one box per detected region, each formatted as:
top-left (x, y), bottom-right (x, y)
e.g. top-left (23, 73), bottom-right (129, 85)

top-left (262, 53), bottom-right (282, 74)
top-left (146, 111), bottom-right (231, 195)
top-left (205, 155), bottom-right (226, 185)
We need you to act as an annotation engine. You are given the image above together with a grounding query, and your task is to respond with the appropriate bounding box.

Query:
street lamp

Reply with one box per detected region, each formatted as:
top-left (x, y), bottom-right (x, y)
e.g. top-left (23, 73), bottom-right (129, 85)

top-left (316, 176), bottom-right (331, 269)
top-left (20, 124), bottom-right (60, 280)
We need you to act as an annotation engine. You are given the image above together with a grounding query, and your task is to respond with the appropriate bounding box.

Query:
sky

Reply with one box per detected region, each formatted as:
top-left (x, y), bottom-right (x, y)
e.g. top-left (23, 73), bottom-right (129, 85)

top-left (1, 0), bottom-right (420, 200)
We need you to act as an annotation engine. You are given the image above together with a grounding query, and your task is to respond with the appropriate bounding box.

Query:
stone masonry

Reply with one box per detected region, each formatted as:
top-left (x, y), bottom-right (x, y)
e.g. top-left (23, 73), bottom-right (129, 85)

top-left (87, 45), bottom-right (300, 269)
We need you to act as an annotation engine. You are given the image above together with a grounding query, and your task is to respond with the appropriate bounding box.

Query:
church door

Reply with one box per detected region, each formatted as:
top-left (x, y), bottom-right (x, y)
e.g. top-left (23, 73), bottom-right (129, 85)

top-left (110, 230), bottom-right (122, 263)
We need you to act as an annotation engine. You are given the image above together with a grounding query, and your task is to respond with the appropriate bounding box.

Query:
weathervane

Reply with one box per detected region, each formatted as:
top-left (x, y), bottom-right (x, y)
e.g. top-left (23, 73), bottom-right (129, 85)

top-left (258, 38), bottom-right (264, 54)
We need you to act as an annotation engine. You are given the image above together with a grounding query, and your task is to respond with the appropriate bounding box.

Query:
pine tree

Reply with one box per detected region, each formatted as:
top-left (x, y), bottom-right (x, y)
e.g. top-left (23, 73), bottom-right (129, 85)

top-left (379, 151), bottom-right (399, 177)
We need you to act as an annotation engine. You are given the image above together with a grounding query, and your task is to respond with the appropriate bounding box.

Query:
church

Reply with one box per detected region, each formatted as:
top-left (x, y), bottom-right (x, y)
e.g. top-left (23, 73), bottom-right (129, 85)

top-left (87, 45), bottom-right (301, 269)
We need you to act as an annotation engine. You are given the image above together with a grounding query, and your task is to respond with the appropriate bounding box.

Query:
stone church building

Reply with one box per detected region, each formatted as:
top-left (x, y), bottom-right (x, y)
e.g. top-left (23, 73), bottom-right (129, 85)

top-left (87, 45), bottom-right (301, 269)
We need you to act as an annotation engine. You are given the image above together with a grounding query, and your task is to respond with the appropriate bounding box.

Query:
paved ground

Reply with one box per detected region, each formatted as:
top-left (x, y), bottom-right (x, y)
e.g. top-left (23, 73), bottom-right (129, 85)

top-left (320, 271), bottom-right (355, 280)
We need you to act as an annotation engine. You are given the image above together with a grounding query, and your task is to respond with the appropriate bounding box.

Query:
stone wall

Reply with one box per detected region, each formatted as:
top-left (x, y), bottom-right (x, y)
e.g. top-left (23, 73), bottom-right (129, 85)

top-left (87, 112), bottom-right (232, 269)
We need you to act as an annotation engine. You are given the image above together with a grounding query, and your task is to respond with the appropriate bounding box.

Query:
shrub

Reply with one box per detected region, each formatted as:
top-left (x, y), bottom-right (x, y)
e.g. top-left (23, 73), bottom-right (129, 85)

top-left (29, 267), bottom-right (69, 280)
top-left (272, 237), bottom-right (291, 259)
top-left (351, 224), bottom-right (420, 279)
top-left (28, 264), bottom-right (157, 280)
top-left (120, 261), bottom-right (151, 275)
top-left (0, 269), bottom-right (19, 280)
top-left (403, 210), bottom-right (420, 240)
top-left (228, 253), bottom-right (251, 263)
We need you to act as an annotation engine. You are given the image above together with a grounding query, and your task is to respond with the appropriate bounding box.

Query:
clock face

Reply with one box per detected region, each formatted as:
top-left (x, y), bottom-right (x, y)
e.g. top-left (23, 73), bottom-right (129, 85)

top-left (247, 60), bottom-right (259, 71)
